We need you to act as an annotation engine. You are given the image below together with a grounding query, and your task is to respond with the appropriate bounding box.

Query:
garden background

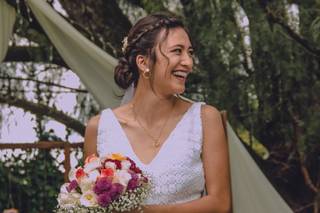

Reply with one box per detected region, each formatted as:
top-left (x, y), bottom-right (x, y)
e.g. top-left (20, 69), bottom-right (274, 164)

top-left (0, 0), bottom-right (319, 212)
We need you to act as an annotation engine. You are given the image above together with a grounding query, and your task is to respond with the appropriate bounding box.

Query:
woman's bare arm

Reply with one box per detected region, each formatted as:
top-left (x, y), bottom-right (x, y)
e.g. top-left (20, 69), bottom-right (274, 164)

top-left (83, 115), bottom-right (100, 159)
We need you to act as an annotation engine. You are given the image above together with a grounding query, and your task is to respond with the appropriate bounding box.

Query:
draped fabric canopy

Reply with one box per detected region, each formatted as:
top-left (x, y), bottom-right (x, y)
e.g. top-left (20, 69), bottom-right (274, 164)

top-left (27, 0), bottom-right (122, 108)
top-left (0, 0), bottom-right (16, 62)
top-left (226, 123), bottom-right (292, 212)
top-left (1, 0), bottom-right (293, 212)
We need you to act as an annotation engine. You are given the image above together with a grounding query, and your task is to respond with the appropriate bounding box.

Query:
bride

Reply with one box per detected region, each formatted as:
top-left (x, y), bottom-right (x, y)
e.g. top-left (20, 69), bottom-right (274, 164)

top-left (84, 13), bottom-right (231, 213)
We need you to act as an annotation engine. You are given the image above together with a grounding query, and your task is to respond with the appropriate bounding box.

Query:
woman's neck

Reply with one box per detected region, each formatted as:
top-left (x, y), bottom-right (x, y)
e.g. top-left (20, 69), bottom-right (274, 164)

top-left (129, 84), bottom-right (177, 126)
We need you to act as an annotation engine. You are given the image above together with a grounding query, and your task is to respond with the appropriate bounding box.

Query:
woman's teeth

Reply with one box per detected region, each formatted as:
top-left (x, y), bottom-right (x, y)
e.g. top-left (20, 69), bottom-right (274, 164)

top-left (172, 71), bottom-right (187, 78)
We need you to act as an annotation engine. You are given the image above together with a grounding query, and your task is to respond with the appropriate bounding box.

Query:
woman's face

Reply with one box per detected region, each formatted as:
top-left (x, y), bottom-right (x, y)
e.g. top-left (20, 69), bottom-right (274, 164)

top-left (151, 27), bottom-right (194, 96)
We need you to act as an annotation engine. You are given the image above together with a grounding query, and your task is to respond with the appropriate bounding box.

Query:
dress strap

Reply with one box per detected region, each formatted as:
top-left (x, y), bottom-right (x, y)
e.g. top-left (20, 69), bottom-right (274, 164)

top-left (192, 102), bottom-right (206, 122)
top-left (188, 102), bottom-right (206, 154)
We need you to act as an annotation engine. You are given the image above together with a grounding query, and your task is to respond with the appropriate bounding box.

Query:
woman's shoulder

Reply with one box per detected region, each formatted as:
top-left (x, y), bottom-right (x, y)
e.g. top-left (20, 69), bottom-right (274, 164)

top-left (201, 104), bottom-right (220, 117)
top-left (177, 95), bottom-right (220, 115)
top-left (85, 114), bottom-right (101, 137)
top-left (87, 114), bottom-right (101, 127)
top-left (86, 106), bottom-right (118, 128)
top-left (177, 95), bottom-right (221, 122)
top-left (200, 104), bottom-right (223, 130)
top-left (84, 114), bottom-right (101, 158)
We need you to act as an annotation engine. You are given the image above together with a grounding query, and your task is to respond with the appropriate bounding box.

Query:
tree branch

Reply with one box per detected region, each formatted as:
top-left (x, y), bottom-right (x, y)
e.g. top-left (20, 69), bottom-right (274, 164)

top-left (258, 0), bottom-right (320, 58)
top-left (58, 0), bottom-right (131, 57)
top-left (0, 95), bottom-right (85, 136)
top-left (4, 46), bottom-right (69, 68)
top-left (290, 110), bottom-right (318, 194)
top-left (0, 75), bottom-right (88, 93)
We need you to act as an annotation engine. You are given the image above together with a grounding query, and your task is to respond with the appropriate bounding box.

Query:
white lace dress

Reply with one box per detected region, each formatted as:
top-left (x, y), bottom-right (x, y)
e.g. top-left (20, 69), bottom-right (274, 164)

top-left (97, 102), bottom-right (206, 205)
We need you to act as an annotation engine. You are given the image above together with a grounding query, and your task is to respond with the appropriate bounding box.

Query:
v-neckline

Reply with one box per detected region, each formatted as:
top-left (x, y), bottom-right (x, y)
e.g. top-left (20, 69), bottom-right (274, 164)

top-left (108, 102), bottom-right (196, 167)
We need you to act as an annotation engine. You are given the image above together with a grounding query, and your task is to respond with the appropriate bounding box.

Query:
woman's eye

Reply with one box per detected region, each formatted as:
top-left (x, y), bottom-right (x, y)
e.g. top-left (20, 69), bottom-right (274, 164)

top-left (173, 49), bottom-right (182, 54)
top-left (188, 50), bottom-right (194, 56)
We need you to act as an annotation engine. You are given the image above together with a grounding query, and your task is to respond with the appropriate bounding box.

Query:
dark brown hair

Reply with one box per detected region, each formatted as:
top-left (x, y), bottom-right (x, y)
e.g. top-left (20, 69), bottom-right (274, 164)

top-left (114, 13), bottom-right (190, 90)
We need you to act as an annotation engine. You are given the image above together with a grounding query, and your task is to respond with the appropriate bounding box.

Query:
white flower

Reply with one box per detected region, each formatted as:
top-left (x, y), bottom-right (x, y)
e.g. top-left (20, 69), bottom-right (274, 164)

top-left (57, 190), bottom-right (81, 207)
top-left (105, 161), bottom-right (117, 170)
top-left (114, 170), bottom-right (131, 186)
top-left (78, 176), bottom-right (94, 193)
top-left (68, 168), bottom-right (76, 181)
top-left (84, 158), bottom-right (101, 173)
top-left (88, 169), bottom-right (100, 182)
top-left (121, 160), bottom-right (131, 170)
top-left (59, 183), bottom-right (69, 194)
top-left (80, 190), bottom-right (97, 207)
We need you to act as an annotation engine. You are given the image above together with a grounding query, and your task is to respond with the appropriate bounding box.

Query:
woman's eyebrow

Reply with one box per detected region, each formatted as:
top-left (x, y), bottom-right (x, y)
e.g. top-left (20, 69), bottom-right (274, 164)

top-left (169, 44), bottom-right (194, 49)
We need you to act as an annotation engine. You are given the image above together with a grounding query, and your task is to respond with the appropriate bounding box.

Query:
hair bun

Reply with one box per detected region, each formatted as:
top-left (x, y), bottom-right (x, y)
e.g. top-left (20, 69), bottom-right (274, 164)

top-left (114, 57), bottom-right (133, 90)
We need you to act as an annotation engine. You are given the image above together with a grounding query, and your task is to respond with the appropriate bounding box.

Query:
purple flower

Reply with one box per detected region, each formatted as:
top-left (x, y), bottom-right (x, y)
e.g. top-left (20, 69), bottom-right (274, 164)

top-left (109, 183), bottom-right (124, 200)
top-left (67, 180), bottom-right (78, 192)
top-left (130, 173), bottom-right (138, 179)
top-left (127, 158), bottom-right (142, 174)
top-left (97, 193), bottom-right (112, 207)
top-left (94, 177), bottom-right (112, 195)
top-left (127, 173), bottom-right (139, 190)
top-left (141, 175), bottom-right (149, 183)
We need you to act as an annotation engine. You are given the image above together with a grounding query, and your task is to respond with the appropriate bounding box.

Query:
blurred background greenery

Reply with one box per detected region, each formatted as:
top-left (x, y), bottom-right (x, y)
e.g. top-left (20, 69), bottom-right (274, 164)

top-left (0, 0), bottom-right (319, 212)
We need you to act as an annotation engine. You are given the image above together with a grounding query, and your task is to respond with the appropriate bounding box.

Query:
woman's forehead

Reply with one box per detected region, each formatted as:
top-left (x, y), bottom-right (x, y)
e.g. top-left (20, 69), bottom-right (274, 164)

top-left (157, 27), bottom-right (192, 48)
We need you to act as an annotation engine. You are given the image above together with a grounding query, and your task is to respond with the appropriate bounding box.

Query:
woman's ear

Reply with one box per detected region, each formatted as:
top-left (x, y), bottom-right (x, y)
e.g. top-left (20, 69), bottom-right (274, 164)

top-left (136, 54), bottom-right (149, 72)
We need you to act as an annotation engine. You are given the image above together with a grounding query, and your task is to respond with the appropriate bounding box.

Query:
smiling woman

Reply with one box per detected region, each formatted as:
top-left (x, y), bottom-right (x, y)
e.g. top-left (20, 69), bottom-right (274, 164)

top-left (84, 13), bottom-right (231, 213)
top-left (152, 27), bottom-right (194, 94)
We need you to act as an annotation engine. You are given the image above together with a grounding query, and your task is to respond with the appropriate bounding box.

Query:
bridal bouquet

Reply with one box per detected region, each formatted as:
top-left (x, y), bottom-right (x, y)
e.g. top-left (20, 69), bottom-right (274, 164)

top-left (55, 153), bottom-right (150, 213)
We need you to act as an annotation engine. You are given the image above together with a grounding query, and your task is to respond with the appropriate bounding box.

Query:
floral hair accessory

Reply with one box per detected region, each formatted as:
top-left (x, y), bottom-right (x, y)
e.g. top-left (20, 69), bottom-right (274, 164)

top-left (121, 36), bottom-right (128, 54)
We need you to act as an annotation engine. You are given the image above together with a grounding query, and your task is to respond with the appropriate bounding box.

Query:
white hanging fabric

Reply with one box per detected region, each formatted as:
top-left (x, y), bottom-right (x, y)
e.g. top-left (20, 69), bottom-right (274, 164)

top-left (226, 122), bottom-right (293, 212)
top-left (0, 0), bottom-right (16, 63)
top-left (27, 0), bottom-right (122, 108)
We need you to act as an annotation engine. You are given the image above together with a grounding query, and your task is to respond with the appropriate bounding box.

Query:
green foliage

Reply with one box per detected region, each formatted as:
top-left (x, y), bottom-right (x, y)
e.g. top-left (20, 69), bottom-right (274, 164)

top-left (180, 1), bottom-right (319, 210)
top-left (310, 16), bottom-right (320, 42)
top-left (0, 149), bottom-right (64, 213)
top-left (140, 0), bottom-right (167, 14)
top-left (2, 0), bottom-right (319, 211)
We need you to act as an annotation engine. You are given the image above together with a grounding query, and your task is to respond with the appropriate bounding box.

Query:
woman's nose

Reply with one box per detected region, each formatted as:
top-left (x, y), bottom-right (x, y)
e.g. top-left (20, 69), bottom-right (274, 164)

top-left (181, 52), bottom-right (193, 68)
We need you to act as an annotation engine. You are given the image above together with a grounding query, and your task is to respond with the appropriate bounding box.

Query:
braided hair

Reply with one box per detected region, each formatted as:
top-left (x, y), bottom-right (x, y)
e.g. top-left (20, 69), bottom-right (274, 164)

top-left (114, 13), bottom-right (190, 90)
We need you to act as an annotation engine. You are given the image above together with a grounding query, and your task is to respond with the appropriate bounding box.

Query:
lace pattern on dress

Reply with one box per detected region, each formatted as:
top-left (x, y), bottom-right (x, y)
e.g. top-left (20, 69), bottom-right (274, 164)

top-left (97, 102), bottom-right (206, 205)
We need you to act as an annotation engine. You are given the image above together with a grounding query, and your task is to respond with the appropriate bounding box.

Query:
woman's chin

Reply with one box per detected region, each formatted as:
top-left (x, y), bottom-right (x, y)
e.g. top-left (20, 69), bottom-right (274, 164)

top-left (172, 85), bottom-right (186, 95)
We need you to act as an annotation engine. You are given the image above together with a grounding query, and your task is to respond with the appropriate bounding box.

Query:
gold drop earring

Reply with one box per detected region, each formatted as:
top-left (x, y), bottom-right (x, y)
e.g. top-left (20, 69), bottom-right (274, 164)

top-left (142, 68), bottom-right (151, 79)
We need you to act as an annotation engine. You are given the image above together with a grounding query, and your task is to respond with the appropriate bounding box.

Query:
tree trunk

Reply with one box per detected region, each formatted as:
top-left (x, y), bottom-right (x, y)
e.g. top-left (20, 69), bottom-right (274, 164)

top-left (0, 95), bottom-right (85, 136)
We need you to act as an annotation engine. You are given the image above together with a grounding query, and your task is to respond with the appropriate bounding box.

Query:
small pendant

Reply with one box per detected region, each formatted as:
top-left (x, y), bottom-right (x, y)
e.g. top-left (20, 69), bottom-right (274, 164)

top-left (154, 140), bottom-right (160, 148)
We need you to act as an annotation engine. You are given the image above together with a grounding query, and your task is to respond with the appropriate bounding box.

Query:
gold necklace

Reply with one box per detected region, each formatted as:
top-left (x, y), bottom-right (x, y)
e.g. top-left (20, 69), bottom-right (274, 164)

top-left (131, 98), bottom-right (177, 148)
